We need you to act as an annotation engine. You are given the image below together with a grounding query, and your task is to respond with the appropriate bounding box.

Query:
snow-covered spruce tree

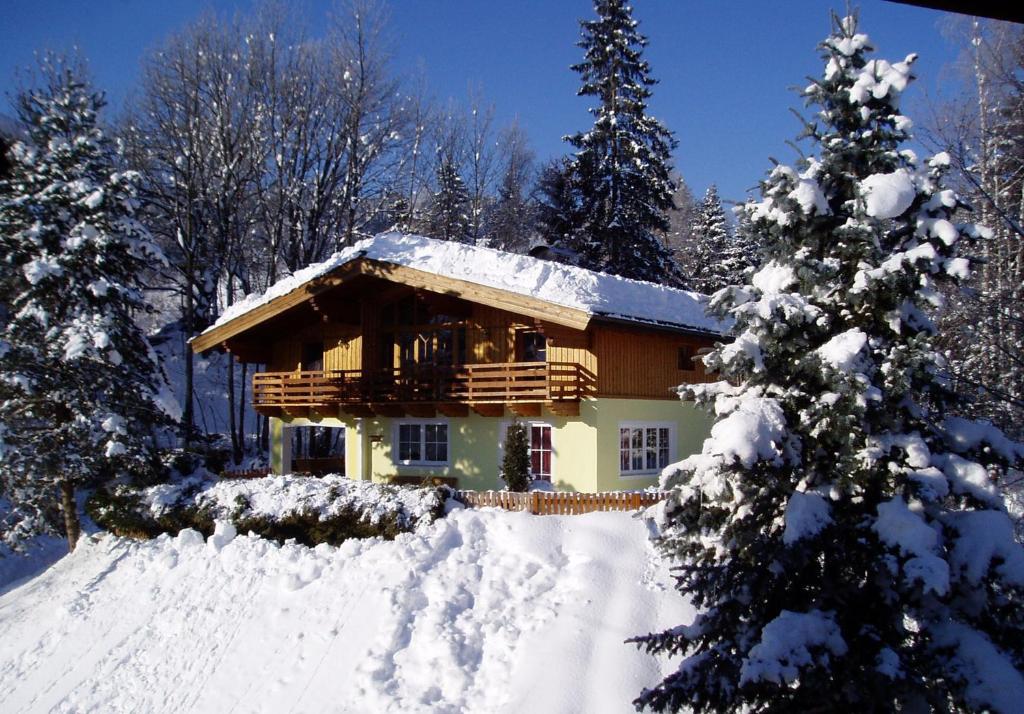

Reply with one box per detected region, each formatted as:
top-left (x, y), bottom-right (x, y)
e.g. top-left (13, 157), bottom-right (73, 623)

top-left (633, 16), bottom-right (1024, 713)
top-left (564, 0), bottom-right (682, 283)
top-left (0, 60), bottom-right (169, 551)
top-left (688, 185), bottom-right (735, 294)
top-left (535, 157), bottom-right (585, 252)
top-left (428, 158), bottom-right (472, 243)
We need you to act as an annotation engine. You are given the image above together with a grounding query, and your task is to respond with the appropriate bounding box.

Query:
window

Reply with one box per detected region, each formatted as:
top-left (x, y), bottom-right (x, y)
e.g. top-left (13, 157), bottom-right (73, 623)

top-left (530, 424), bottom-right (552, 481)
top-left (619, 424), bottom-right (673, 475)
top-left (302, 341), bottom-right (323, 371)
top-left (502, 422), bottom-right (553, 482)
top-left (678, 345), bottom-right (696, 371)
top-left (395, 421), bottom-right (449, 465)
top-left (518, 331), bottom-right (547, 362)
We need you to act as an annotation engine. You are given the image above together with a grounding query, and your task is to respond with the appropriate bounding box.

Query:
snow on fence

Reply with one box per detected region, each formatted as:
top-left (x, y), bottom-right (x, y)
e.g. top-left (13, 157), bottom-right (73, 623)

top-left (453, 489), bottom-right (667, 515)
top-left (221, 468), bottom-right (271, 480)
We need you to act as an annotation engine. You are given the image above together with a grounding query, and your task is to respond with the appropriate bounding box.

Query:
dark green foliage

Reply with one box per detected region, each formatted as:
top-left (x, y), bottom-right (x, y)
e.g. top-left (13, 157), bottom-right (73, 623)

top-left (560, 0), bottom-right (682, 283)
top-left (429, 159), bottom-right (471, 243)
top-left (86, 482), bottom-right (447, 547)
top-left (633, 14), bottom-right (1024, 713)
top-left (0, 56), bottom-right (171, 548)
top-left (86, 486), bottom-right (214, 541)
top-left (535, 158), bottom-right (585, 252)
top-left (501, 422), bottom-right (531, 492)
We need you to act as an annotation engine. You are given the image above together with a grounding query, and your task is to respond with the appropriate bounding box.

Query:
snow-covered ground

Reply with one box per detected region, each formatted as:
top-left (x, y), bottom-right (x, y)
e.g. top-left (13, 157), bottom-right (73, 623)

top-left (0, 507), bottom-right (692, 713)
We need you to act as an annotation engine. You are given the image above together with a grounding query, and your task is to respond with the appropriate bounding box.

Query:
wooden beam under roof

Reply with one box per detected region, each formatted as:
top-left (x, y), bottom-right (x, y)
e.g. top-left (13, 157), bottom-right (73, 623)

top-left (191, 257), bottom-right (593, 354)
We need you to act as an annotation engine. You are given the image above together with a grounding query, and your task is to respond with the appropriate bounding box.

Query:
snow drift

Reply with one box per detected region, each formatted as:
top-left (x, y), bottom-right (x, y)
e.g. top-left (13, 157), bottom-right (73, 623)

top-left (0, 508), bottom-right (692, 713)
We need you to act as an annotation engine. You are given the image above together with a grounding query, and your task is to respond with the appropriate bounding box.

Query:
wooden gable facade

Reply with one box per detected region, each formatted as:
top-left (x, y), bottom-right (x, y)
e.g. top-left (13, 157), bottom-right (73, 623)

top-left (192, 257), bottom-right (719, 421)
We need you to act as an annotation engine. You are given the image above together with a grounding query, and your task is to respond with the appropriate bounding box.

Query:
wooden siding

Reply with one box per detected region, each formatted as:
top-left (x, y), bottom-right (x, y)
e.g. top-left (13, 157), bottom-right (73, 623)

top-left (269, 340), bottom-right (301, 372)
top-left (257, 288), bottom-right (718, 402)
top-left (324, 325), bottom-right (361, 372)
top-left (546, 325), bottom-right (597, 397)
top-left (593, 325), bottom-right (715, 399)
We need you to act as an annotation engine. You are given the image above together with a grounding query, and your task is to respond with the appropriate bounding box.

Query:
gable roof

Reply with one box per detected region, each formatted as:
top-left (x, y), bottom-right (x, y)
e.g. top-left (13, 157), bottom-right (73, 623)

top-left (192, 232), bottom-right (727, 352)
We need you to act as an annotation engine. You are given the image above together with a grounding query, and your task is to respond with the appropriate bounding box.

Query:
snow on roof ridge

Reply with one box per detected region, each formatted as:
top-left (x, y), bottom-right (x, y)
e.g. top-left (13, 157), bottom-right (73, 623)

top-left (205, 232), bottom-right (728, 336)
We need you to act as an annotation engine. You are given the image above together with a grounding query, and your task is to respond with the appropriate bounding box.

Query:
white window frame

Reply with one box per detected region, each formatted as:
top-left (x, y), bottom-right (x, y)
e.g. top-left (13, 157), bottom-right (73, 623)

top-left (618, 421), bottom-right (675, 478)
top-left (499, 420), bottom-right (555, 484)
top-left (392, 418), bottom-right (451, 467)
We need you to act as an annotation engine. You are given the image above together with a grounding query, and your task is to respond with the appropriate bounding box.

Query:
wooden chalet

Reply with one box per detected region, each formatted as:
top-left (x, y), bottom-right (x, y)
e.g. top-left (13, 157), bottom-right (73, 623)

top-left (192, 233), bottom-right (727, 492)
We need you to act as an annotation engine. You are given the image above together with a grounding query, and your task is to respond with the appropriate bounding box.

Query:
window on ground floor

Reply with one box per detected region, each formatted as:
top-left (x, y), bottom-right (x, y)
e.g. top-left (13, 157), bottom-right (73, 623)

top-left (501, 422), bottom-right (554, 482)
top-left (619, 423), bottom-right (673, 476)
top-left (529, 424), bottom-right (553, 481)
top-left (395, 421), bottom-right (449, 465)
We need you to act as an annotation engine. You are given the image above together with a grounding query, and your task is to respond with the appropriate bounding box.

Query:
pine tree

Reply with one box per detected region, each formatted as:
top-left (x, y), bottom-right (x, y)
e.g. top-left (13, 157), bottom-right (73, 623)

top-left (563, 0), bottom-right (682, 283)
top-left (428, 158), bottom-right (471, 243)
top-left (0, 59), bottom-right (169, 550)
top-left (534, 157), bottom-right (584, 254)
top-left (633, 16), bottom-right (1024, 713)
top-left (501, 422), bottom-right (531, 493)
top-left (486, 125), bottom-right (535, 253)
top-left (687, 185), bottom-right (734, 294)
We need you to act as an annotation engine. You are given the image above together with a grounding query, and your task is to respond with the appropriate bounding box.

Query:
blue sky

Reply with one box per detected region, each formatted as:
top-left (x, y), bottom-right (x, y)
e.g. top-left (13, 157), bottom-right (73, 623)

top-left (1, 1), bottom-right (967, 206)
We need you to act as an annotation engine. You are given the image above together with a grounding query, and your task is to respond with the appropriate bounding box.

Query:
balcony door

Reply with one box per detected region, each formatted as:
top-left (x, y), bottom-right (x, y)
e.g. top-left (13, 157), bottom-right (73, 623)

top-left (302, 341), bottom-right (323, 372)
top-left (516, 330), bottom-right (547, 363)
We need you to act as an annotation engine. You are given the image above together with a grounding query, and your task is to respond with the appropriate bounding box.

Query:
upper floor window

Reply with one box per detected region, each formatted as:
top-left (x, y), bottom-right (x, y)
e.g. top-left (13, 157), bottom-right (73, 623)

top-left (518, 331), bottom-right (547, 362)
top-left (678, 345), bottom-right (696, 372)
top-left (302, 341), bottom-right (323, 371)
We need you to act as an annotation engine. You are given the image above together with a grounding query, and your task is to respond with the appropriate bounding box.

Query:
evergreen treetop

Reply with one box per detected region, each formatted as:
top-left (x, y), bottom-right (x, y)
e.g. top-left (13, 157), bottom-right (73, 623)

top-left (428, 158), bottom-right (471, 243)
top-left (634, 15), bottom-right (1024, 713)
top-left (562, 0), bottom-right (682, 284)
top-left (688, 185), bottom-right (735, 294)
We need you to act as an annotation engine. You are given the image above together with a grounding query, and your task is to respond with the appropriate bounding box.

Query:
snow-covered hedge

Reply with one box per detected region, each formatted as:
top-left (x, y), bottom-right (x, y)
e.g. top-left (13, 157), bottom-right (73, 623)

top-left (87, 474), bottom-right (446, 546)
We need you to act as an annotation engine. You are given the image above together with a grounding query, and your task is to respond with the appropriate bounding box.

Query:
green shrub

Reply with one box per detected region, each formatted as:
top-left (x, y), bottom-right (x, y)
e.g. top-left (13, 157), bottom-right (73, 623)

top-left (501, 421), bottom-right (531, 492)
top-left (87, 481), bottom-right (447, 547)
top-left (86, 486), bottom-right (215, 540)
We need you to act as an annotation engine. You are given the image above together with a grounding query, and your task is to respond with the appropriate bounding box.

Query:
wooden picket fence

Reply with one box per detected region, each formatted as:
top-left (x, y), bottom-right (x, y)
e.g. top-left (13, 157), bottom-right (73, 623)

top-left (453, 489), bottom-right (668, 515)
top-left (221, 468), bottom-right (271, 480)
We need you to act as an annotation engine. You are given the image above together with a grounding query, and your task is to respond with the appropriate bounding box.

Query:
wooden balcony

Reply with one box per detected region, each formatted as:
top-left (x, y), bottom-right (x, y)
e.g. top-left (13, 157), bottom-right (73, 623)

top-left (252, 361), bottom-right (587, 418)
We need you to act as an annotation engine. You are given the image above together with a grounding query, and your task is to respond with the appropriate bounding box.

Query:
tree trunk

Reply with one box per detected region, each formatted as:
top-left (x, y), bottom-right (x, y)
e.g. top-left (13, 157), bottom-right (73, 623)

top-left (237, 361), bottom-right (248, 461)
top-left (183, 281), bottom-right (196, 447)
top-left (59, 479), bottom-right (80, 552)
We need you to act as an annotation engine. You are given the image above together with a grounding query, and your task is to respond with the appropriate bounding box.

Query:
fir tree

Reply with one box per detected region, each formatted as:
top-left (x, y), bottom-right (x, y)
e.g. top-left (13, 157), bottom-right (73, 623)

top-left (534, 157), bottom-right (585, 254)
top-left (563, 0), bottom-right (682, 283)
top-left (428, 158), bottom-right (471, 243)
top-left (0, 59), bottom-right (169, 550)
top-left (687, 185), bottom-right (734, 294)
top-left (633, 16), bottom-right (1024, 713)
top-left (501, 422), bottom-right (531, 493)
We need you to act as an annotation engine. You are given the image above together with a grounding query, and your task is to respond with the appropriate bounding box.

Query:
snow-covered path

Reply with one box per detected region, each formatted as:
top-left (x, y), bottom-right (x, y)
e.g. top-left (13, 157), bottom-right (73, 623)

top-left (0, 508), bottom-right (692, 713)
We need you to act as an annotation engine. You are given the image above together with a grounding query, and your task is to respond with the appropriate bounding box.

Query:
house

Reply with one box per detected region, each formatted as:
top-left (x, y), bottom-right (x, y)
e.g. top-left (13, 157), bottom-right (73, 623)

top-left (191, 233), bottom-right (727, 492)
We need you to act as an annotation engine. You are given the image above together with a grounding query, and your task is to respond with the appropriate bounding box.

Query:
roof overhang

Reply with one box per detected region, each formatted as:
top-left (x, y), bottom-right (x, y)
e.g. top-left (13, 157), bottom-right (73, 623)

top-left (190, 256), bottom-right (593, 354)
top-left (590, 313), bottom-right (725, 340)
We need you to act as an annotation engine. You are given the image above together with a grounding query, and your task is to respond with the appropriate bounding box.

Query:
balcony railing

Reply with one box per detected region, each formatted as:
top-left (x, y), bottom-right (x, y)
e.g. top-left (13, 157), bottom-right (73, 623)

top-left (252, 361), bottom-right (584, 412)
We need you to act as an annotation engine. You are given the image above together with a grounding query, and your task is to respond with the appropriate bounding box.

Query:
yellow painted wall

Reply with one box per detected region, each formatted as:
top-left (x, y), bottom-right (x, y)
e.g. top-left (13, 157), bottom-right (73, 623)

top-left (592, 397), bottom-right (714, 491)
top-left (272, 397), bottom-right (713, 492)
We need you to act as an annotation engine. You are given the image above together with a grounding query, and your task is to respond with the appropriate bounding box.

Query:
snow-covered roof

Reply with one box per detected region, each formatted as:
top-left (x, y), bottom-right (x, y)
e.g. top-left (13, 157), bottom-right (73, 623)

top-left (205, 232), bottom-right (727, 337)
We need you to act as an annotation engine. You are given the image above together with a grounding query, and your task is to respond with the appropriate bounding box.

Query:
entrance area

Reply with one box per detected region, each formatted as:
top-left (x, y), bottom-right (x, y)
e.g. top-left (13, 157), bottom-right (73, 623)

top-left (290, 425), bottom-right (345, 475)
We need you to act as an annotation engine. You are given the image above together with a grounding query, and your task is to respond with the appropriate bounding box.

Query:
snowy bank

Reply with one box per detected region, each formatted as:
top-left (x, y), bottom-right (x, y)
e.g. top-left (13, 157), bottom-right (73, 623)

top-left (88, 474), bottom-right (445, 546)
top-left (0, 508), bottom-right (693, 713)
